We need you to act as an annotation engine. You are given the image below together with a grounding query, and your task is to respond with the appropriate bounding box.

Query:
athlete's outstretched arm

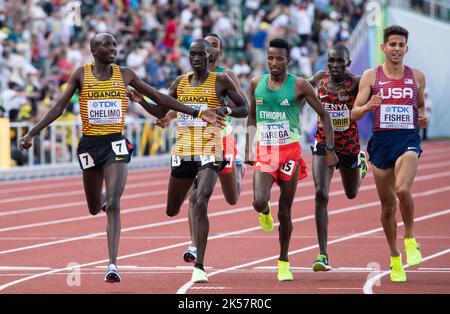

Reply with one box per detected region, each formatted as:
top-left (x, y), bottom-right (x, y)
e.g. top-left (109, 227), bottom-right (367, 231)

top-left (351, 69), bottom-right (380, 121)
top-left (414, 69), bottom-right (428, 128)
top-left (298, 78), bottom-right (337, 168)
top-left (19, 67), bottom-right (82, 150)
top-left (244, 76), bottom-right (260, 165)
top-left (126, 87), bottom-right (169, 119)
top-left (217, 74), bottom-right (249, 118)
top-left (155, 76), bottom-right (184, 127)
top-left (122, 68), bottom-right (224, 126)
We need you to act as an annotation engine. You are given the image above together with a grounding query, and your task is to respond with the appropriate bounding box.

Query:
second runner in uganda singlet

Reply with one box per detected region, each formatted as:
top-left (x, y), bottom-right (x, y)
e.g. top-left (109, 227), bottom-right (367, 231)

top-left (172, 71), bottom-right (223, 157)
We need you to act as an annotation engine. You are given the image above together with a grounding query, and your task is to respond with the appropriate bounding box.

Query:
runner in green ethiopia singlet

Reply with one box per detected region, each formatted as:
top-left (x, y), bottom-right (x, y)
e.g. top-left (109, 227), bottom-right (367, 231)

top-left (254, 74), bottom-right (301, 146)
top-left (216, 65), bottom-right (233, 137)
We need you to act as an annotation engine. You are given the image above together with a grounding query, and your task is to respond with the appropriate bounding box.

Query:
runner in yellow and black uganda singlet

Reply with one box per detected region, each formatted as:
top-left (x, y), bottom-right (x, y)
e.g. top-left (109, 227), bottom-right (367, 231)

top-left (77, 63), bottom-right (133, 170)
top-left (171, 71), bottom-right (226, 178)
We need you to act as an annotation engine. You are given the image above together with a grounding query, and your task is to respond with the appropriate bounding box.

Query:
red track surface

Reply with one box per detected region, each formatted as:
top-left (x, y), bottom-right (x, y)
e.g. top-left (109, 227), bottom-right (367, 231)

top-left (0, 141), bottom-right (449, 294)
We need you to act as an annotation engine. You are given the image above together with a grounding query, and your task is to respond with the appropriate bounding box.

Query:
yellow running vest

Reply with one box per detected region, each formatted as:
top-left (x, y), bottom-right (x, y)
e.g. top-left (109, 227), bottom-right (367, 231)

top-left (172, 72), bottom-right (223, 157)
top-left (79, 63), bottom-right (128, 136)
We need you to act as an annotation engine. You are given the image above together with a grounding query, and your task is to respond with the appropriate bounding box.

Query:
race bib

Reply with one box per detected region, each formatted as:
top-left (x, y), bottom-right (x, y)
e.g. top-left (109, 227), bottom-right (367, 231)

top-left (224, 153), bottom-right (234, 168)
top-left (171, 155), bottom-right (181, 167)
top-left (280, 160), bottom-right (296, 176)
top-left (330, 109), bottom-right (350, 132)
top-left (177, 104), bottom-right (208, 127)
top-left (111, 139), bottom-right (129, 155)
top-left (200, 155), bottom-right (215, 166)
top-left (380, 104), bottom-right (414, 129)
top-left (87, 99), bottom-right (122, 125)
top-left (78, 152), bottom-right (95, 169)
top-left (258, 121), bottom-right (291, 146)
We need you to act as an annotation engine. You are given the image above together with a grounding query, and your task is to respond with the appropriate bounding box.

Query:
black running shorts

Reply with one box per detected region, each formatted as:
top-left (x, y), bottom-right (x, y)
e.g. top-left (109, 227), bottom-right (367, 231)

top-left (77, 133), bottom-right (133, 171)
top-left (170, 155), bottom-right (227, 179)
top-left (311, 141), bottom-right (360, 169)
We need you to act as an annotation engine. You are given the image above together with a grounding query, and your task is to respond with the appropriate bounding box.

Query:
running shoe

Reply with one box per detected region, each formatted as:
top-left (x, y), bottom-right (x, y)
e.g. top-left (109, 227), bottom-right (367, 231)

top-left (259, 202), bottom-right (274, 232)
top-left (312, 253), bottom-right (332, 272)
top-left (390, 255), bottom-right (406, 282)
top-left (277, 260), bottom-right (294, 282)
top-left (183, 246), bottom-right (197, 263)
top-left (104, 264), bottom-right (121, 283)
top-left (404, 238), bottom-right (422, 266)
top-left (191, 266), bottom-right (208, 283)
top-left (359, 151), bottom-right (368, 179)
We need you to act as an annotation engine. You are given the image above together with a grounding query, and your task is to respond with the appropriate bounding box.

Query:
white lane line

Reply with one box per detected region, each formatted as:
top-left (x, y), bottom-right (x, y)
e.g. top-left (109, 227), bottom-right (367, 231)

top-left (2, 166), bottom-right (450, 233)
top-left (363, 247), bottom-right (450, 294)
top-left (1, 154), bottom-right (448, 204)
top-left (0, 266), bottom-right (52, 271)
top-left (176, 209), bottom-right (450, 294)
top-left (190, 287), bottom-right (230, 290)
top-left (1, 183), bottom-right (448, 256)
top-left (0, 144), bottom-right (446, 189)
top-left (93, 266), bottom-right (213, 270)
top-left (0, 167), bottom-right (174, 190)
top-left (0, 207), bottom-right (449, 293)
top-left (0, 170), bottom-right (173, 194)
top-left (318, 288), bottom-right (362, 290)
top-left (254, 266), bottom-right (379, 272)
top-left (1, 154), bottom-right (447, 216)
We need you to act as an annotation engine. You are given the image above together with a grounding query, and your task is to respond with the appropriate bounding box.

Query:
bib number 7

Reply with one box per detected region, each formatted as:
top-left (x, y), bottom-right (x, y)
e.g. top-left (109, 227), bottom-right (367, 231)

top-left (111, 139), bottom-right (129, 156)
top-left (78, 152), bottom-right (95, 169)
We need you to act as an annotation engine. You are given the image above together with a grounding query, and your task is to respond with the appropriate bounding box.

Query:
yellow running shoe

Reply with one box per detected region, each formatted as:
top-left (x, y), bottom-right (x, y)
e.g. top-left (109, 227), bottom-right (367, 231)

top-left (259, 202), bottom-right (274, 232)
top-left (277, 260), bottom-right (294, 282)
top-left (312, 253), bottom-right (332, 272)
top-left (404, 238), bottom-right (422, 266)
top-left (191, 266), bottom-right (208, 283)
top-left (390, 255), bottom-right (406, 282)
top-left (359, 151), bottom-right (368, 179)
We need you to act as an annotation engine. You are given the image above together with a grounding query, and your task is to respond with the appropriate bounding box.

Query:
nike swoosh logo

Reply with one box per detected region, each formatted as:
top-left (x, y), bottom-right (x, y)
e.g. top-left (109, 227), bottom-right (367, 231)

top-left (115, 157), bottom-right (125, 161)
top-left (379, 81), bottom-right (391, 85)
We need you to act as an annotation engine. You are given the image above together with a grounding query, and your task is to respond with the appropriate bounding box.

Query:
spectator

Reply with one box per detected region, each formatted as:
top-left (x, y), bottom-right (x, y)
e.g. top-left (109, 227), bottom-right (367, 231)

top-left (160, 10), bottom-right (179, 52)
top-left (232, 58), bottom-right (252, 77)
top-left (1, 82), bottom-right (27, 118)
top-left (126, 43), bottom-right (148, 79)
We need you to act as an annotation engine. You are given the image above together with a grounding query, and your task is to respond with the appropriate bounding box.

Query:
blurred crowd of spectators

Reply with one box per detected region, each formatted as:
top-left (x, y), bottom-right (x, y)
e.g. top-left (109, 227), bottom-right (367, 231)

top-left (1, 0), bottom-right (367, 165)
top-left (0, 0), bottom-right (368, 122)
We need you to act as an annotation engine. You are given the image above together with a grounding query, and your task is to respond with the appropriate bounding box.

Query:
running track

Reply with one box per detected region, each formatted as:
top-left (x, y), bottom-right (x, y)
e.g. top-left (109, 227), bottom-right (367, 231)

top-left (0, 141), bottom-right (449, 294)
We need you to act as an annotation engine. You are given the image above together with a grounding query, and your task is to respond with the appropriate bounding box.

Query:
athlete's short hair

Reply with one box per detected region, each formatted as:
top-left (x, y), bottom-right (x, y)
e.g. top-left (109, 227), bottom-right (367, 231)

top-left (268, 38), bottom-right (291, 58)
top-left (330, 43), bottom-right (350, 60)
top-left (191, 38), bottom-right (212, 50)
top-left (206, 33), bottom-right (223, 49)
top-left (383, 25), bottom-right (409, 43)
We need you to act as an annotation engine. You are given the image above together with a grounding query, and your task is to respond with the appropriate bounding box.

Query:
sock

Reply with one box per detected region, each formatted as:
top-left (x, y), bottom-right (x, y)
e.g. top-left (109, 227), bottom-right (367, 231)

top-left (194, 263), bottom-right (204, 271)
